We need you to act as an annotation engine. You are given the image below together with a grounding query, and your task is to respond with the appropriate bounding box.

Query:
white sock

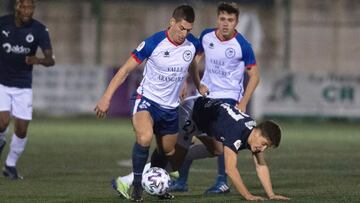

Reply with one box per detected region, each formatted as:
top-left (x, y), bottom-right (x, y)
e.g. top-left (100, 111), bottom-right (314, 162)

top-left (120, 162), bottom-right (151, 185)
top-left (185, 144), bottom-right (214, 161)
top-left (0, 127), bottom-right (8, 141)
top-left (5, 134), bottom-right (27, 167)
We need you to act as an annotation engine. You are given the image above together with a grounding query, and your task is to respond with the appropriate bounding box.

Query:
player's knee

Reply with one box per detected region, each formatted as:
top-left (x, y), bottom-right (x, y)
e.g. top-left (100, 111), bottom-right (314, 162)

top-left (14, 128), bottom-right (27, 138)
top-left (164, 148), bottom-right (175, 156)
top-left (136, 133), bottom-right (152, 146)
top-left (0, 118), bottom-right (10, 132)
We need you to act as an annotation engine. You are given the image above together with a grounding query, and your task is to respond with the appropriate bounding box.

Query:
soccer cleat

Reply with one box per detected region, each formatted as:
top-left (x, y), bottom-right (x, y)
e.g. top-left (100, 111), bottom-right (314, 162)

top-left (131, 184), bottom-right (144, 202)
top-left (204, 181), bottom-right (230, 194)
top-left (3, 165), bottom-right (23, 180)
top-left (168, 180), bottom-right (188, 192)
top-left (0, 139), bottom-right (5, 157)
top-left (158, 192), bottom-right (175, 200)
top-left (169, 171), bottom-right (179, 180)
top-left (111, 177), bottom-right (131, 199)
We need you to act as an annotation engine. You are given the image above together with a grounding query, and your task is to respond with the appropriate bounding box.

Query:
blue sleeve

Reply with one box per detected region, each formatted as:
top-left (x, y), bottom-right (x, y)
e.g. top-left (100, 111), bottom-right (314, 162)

top-left (198, 28), bottom-right (215, 53)
top-left (236, 34), bottom-right (256, 67)
top-left (131, 31), bottom-right (166, 63)
top-left (186, 33), bottom-right (201, 54)
top-left (37, 25), bottom-right (52, 50)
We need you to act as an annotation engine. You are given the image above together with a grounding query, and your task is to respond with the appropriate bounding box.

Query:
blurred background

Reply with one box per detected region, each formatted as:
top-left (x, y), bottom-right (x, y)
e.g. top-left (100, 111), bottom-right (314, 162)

top-left (1, 0), bottom-right (359, 119)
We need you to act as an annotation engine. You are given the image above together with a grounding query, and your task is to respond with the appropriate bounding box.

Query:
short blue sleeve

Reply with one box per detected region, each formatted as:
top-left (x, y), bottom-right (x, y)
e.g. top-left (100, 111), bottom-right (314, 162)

top-left (186, 33), bottom-right (201, 54)
top-left (236, 34), bottom-right (256, 67)
top-left (131, 31), bottom-right (166, 63)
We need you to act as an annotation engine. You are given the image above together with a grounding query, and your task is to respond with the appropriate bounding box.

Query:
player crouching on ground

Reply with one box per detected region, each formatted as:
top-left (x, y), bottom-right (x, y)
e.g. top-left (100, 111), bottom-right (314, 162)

top-left (113, 97), bottom-right (290, 201)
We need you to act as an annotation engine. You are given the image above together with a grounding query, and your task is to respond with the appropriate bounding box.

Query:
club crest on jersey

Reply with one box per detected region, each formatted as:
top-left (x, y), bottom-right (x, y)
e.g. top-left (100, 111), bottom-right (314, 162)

top-left (208, 42), bottom-right (215, 49)
top-left (225, 47), bottom-right (235, 58)
top-left (233, 140), bottom-right (242, 150)
top-left (182, 50), bottom-right (192, 62)
top-left (136, 41), bottom-right (145, 51)
top-left (26, 34), bottom-right (34, 43)
top-left (163, 50), bottom-right (170, 57)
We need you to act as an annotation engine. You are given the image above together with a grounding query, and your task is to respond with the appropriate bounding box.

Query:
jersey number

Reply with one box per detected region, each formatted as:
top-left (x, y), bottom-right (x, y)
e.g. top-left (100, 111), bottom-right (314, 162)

top-left (182, 119), bottom-right (196, 134)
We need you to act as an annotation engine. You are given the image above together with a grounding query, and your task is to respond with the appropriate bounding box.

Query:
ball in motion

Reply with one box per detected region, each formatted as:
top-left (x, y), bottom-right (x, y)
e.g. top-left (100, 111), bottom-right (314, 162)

top-left (141, 167), bottom-right (171, 195)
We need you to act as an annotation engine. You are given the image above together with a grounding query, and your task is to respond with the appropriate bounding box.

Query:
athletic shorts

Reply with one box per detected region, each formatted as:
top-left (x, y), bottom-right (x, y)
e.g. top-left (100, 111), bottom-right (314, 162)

top-left (0, 84), bottom-right (33, 120)
top-left (176, 97), bottom-right (237, 149)
top-left (131, 94), bottom-right (178, 136)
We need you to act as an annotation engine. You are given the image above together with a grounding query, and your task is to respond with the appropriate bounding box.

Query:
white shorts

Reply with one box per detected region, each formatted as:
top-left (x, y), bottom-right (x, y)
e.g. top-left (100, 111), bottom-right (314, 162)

top-left (0, 84), bottom-right (33, 120)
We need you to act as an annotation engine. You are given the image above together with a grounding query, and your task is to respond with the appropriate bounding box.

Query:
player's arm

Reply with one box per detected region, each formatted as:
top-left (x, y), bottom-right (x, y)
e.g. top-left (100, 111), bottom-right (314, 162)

top-left (25, 49), bottom-right (55, 67)
top-left (224, 146), bottom-right (265, 201)
top-left (94, 56), bottom-right (139, 118)
top-left (189, 52), bottom-right (208, 96)
top-left (253, 152), bottom-right (290, 200)
top-left (236, 65), bottom-right (259, 112)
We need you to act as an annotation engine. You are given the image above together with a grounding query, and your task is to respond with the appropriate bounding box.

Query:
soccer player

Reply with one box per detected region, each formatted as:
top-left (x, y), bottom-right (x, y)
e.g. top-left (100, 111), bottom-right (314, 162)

top-left (94, 5), bottom-right (208, 202)
top-left (172, 2), bottom-right (260, 194)
top-left (0, 0), bottom-right (55, 180)
top-left (114, 96), bottom-right (290, 201)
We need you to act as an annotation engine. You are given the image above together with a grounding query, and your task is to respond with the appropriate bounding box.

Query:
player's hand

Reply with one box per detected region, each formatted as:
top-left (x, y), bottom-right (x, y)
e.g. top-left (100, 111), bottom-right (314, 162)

top-left (25, 56), bottom-right (40, 65)
top-left (269, 194), bottom-right (290, 200)
top-left (236, 100), bottom-right (247, 112)
top-left (94, 97), bottom-right (110, 118)
top-left (198, 84), bottom-right (209, 97)
top-left (244, 194), bottom-right (266, 201)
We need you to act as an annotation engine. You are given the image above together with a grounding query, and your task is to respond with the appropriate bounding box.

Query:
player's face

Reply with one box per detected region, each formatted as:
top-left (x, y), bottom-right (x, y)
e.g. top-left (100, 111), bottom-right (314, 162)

top-left (15, 0), bottom-right (35, 24)
top-left (168, 19), bottom-right (193, 45)
top-left (216, 11), bottom-right (238, 39)
top-left (250, 132), bottom-right (270, 153)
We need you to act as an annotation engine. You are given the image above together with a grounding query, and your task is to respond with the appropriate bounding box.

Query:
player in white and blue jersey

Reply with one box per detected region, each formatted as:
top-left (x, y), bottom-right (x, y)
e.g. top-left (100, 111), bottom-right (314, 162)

top-left (0, 0), bottom-right (55, 180)
top-left (94, 5), bottom-right (208, 202)
top-left (112, 96), bottom-right (290, 201)
top-left (171, 2), bottom-right (260, 194)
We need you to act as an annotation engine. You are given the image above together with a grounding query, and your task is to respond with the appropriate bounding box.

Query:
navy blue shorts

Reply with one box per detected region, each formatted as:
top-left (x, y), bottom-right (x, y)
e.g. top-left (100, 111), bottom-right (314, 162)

top-left (131, 94), bottom-right (179, 136)
top-left (215, 98), bottom-right (237, 106)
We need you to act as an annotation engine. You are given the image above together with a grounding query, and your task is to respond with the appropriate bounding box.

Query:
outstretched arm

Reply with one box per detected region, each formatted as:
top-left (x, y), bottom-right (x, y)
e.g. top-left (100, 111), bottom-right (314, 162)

top-left (94, 56), bottom-right (139, 118)
top-left (224, 146), bottom-right (265, 201)
top-left (253, 152), bottom-right (290, 200)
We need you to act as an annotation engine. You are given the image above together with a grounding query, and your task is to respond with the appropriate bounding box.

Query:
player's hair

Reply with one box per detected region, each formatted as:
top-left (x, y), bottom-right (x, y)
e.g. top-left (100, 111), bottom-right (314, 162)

top-left (256, 120), bottom-right (281, 148)
top-left (172, 5), bottom-right (195, 23)
top-left (217, 2), bottom-right (239, 19)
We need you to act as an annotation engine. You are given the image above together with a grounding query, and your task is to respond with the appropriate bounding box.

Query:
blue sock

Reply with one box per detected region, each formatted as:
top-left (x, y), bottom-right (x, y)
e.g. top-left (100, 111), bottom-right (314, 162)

top-left (132, 142), bottom-right (149, 186)
top-left (177, 159), bottom-right (193, 185)
top-left (216, 154), bottom-right (227, 184)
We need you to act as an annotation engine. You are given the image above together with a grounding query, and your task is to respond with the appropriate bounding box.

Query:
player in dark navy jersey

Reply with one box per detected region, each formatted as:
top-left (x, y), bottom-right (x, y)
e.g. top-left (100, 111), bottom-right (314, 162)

top-left (0, 0), bottom-right (55, 180)
top-left (189, 97), bottom-right (290, 200)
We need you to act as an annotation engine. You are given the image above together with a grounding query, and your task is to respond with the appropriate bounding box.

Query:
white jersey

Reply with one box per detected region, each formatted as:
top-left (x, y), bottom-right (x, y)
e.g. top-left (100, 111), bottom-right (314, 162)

top-left (132, 30), bottom-right (200, 109)
top-left (199, 28), bottom-right (256, 101)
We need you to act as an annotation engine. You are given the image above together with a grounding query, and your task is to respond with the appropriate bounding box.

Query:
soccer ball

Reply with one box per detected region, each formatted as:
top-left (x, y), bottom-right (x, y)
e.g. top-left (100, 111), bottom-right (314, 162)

top-left (141, 167), bottom-right (170, 195)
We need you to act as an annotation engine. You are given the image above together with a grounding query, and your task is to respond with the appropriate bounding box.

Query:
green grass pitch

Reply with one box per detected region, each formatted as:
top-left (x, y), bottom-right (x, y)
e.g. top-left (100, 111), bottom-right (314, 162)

top-left (0, 117), bottom-right (359, 203)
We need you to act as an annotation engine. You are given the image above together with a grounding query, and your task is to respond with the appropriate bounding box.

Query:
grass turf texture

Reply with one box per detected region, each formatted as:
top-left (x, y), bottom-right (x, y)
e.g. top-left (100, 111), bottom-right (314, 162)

top-left (0, 117), bottom-right (359, 203)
